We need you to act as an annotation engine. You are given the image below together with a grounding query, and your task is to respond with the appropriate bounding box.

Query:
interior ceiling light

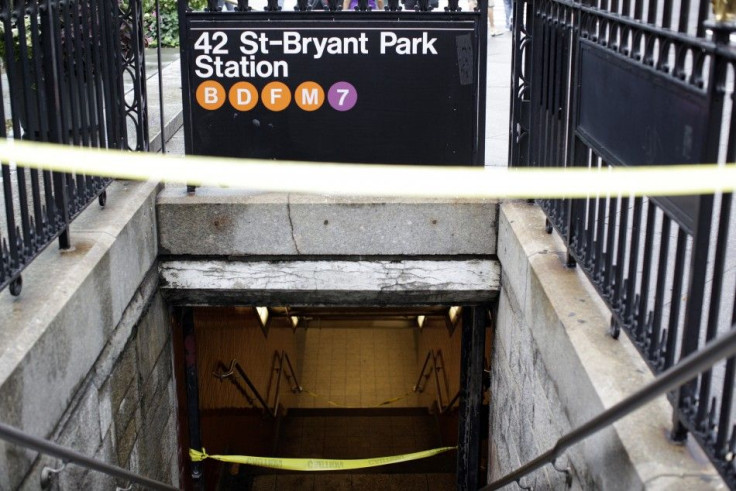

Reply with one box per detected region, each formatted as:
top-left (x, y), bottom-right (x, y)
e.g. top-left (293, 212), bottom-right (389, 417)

top-left (255, 306), bottom-right (270, 329)
top-left (445, 306), bottom-right (461, 333)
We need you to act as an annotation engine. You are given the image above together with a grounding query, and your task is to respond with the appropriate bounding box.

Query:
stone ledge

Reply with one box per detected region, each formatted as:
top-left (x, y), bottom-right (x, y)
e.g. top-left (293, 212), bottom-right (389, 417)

top-left (157, 186), bottom-right (498, 257)
top-left (495, 201), bottom-right (725, 490)
top-left (160, 258), bottom-right (500, 305)
top-left (0, 180), bottom-right (160, 490)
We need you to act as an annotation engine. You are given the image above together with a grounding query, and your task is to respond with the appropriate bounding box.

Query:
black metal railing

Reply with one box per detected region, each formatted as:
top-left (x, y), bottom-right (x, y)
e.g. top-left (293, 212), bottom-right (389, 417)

top-left (414, 349), bottom-right (458, 414)
top-left (0, 418), bottom-right (178, 490)
top-left (482, 325), bottom-right (736, 490)
top-left (214, 353), bottom-right (302, 417)
top-left (510, 0), bottom-right (736, 485)
top-left (266, 350), bottom-right (303, 416)
top-left (214, 359), bottom-right (273, 414)
top-left (0, 0), bottom-right (148, 295)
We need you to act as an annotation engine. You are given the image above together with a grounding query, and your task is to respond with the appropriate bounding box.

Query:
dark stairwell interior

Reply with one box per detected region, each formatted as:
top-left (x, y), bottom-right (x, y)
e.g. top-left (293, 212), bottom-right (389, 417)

top-left (180, 306), bottom-right (489, 491)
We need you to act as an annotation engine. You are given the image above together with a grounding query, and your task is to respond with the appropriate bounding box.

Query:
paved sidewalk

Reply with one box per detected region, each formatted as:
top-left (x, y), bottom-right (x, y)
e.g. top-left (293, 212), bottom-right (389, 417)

top-left (485, 28), bottom-right (512, 167)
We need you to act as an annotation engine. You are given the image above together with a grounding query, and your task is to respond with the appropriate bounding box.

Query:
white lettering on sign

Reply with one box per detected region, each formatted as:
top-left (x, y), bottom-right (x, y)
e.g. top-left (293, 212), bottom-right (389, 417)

top-left (240, 31), bottom-right (270, 55)
top-left (237, 89), bottom-right (252, 105)
top-left (270, 88), bottom-right (283, 105)
top-left (282, 31), bottom-right (369, 59)
top-left (194, 55), bottom-right (288, 79)
top-left (380, 32), bottom-right (438, 55)
top-left (301, 88), bottom-right (320, 106)
top-left (194, 31), bottom-right (229, 55)
top-left (204, 87), bottom-right (220, 104)
top-left (192, 30), bottom-right (445, 81)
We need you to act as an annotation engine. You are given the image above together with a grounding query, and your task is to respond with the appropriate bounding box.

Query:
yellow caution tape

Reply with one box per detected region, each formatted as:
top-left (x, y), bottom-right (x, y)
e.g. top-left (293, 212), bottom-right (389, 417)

top-left (302, 388), bottom-right (413, 408)
top-left (189, 446), bottom-right (456, 471)
top-left (1, 138), bottom-right (736, 199)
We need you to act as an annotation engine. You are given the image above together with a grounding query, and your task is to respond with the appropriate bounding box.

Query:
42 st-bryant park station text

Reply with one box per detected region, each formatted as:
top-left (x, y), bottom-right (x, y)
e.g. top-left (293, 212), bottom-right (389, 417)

top-left (193, 30), bottom-right (440, 79)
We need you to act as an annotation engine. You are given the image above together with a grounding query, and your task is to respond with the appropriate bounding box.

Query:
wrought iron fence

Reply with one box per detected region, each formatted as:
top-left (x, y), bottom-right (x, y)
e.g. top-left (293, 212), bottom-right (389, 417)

top-left (510, 0), bottom-right (736, 485)
top-left (0, 0), bottom-right (148, 295)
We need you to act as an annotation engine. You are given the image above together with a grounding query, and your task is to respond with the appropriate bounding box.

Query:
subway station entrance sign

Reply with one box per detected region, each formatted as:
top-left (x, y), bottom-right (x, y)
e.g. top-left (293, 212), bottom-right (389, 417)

top-left (181, 13), bottom-right (485, 166)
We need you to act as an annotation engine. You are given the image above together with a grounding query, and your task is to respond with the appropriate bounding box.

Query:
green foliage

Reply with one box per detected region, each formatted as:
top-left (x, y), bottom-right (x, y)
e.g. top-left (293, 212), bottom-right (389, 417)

top-left (0, 17), bottom-right (34, 65)
top-left (144, 0), bottom-right (208, 47)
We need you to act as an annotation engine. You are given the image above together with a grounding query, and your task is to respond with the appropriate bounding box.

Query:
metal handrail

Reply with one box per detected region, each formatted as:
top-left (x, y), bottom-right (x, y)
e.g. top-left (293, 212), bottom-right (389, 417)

top-left (414, 350), bottom-right (453, 412)
top-left (213, 360), bottom-right (257, 407)
top-left (214, 359), bottom-right (272, 416)
top-left (481, 326), bottom-right (736, 490)
top-left (215, 353), bottom-right (302, 418)
top-left (442, 390), bottom-right (461, 414)
top-left (0, 421), bottom-right (177, 491)
top-left (414, 351), bottom-right (434, 393)
top-left (268, 350), bottom-right (304, 417)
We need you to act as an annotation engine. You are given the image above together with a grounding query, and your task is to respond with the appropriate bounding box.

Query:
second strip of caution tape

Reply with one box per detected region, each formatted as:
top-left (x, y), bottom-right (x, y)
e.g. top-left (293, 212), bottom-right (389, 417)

top-left (189, 446), bottom-right (456, 471)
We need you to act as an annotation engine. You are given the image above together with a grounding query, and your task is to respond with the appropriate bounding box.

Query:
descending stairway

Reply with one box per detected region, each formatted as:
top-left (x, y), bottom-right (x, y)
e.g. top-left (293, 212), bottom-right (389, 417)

top-left (216, 407), bottom-right (457, 490)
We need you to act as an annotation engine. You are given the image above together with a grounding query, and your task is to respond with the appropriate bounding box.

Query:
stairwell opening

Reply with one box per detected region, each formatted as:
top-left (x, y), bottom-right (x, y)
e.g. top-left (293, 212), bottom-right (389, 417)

top-left (171, 306), bottom-right (492, 491)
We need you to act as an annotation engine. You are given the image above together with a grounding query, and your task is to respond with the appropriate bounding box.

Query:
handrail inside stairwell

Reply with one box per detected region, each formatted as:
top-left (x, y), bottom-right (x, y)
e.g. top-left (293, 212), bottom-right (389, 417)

top-left (442, 389), bottom-right (461, 414)
top-left (215, 352), bottom-right (303, 418)
top-left (214, 359), bottom-right (273, 416)
top-left (481, 326), bottom-right (736, 490)
top-left (0, 421), bottom-right (178, 491)
top-left (414, 350), bottom-right (455, 412)
top-left (213, 360), bottom-right (258, 408)
top-left (268, 350), bottom-right (304, 417)
top-left (282, 351), bottom-right (303, 394)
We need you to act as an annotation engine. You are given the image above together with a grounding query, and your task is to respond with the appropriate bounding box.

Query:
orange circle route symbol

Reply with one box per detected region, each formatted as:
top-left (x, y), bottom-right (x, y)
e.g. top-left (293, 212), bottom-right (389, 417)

top-left (261, 82), bottom-right (292, 112)
top-left (196, 80), bottom-right (226, 111)
top-left (295, 81), bottom-right (325, 112)
top-left (228, 82), bottom-right (259, 112)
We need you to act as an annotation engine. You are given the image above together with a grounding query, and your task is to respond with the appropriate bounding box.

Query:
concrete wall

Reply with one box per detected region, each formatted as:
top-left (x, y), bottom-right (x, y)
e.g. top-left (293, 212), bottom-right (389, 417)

top-left (490, 201), bottom-right (725, 490)
top-left (0, 181), bottom-right (179, 490)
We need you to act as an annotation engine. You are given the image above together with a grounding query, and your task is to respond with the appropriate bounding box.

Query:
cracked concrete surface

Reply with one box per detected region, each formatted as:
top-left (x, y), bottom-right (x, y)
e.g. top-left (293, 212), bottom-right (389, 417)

top-left (159, 259), bottom-right (500, 305)
top-left (286, 196), bottom-right (302, 255)
top-left (157, 187), bottom-right (498, 256)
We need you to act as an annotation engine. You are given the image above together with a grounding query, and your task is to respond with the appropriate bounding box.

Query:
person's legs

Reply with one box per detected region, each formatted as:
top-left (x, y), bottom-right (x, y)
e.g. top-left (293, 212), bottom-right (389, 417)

top-left (489, 0), bottom-right (501, 36)
top-left (503, 0), bottom-right (513, 29)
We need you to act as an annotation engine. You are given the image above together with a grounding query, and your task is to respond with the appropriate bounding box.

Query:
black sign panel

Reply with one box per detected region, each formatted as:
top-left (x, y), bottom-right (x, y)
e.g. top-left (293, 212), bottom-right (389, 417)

top-left (182, 14), bottom-right (483, 166)
top-left (577, 41), bottom-right (709, 234)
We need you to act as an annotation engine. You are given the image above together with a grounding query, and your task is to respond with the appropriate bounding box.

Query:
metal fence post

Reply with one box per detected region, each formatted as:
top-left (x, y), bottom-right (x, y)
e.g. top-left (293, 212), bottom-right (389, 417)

top-left (509, 0), bottom-right (532, 168)
top-left (457, 306), bottom-right (486, 490)
top-left (671, 20), bottom-right (731, 443)
top-left (182, 308), bottom-right (205, 488)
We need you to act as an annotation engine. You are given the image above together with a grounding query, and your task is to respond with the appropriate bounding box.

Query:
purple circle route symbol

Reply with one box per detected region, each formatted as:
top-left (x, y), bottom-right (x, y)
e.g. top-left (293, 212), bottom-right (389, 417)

top-left (327, 82), bottom-right (358, 111)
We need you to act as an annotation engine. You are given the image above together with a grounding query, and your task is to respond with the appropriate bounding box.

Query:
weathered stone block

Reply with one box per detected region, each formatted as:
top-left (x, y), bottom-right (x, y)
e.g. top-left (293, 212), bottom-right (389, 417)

top-left (100, 342), bottom-right (141, 440)
top-left (115, 408), bottom-right (142, 468)
top-left (57, 384), bottom-right (103, 457)
top-left (157, 189), bottom-right (499, 257)
top-left (0, 181), bottom-right (160, 490)
top-left (160, 258), bottom-right (500, 305)
top-left (494, 201), bottom-right (724, 490)
top-left (135, 294), bottom-right (169, 383)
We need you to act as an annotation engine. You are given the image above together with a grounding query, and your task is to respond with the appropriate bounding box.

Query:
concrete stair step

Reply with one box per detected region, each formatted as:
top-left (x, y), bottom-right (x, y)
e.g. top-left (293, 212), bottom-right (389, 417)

top-left (248, 472), bottom-right (456, 490)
